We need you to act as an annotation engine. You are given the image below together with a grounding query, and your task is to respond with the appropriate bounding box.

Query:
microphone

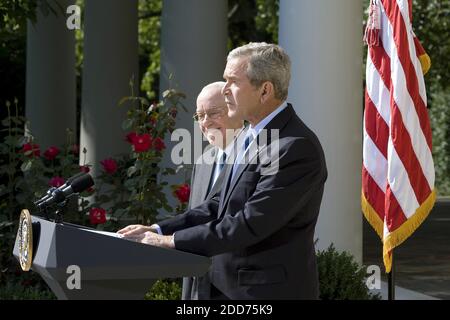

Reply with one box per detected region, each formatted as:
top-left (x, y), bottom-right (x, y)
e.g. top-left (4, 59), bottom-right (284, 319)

top-left (34, 172), bottom-right (86, 207)
top-left (35, 173), bottom-right (94, 211)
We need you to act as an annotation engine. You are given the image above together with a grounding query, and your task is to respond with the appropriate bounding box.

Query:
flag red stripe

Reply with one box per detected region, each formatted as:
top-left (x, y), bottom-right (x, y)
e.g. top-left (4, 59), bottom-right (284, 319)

top-left (365, 91), bottom-right (389, 158)
top-left (369, 45), bottom-right (391, 90)
top-left (389, 99), bottom-right (431, 203)
top-left (408, 0), bottom-right (413, 23)
top-left (385, 184), bottom-right (407, 232)
top-left (362, 166), bottom-right (385, 220)
top-left (381, 0), bottom-right (433, 149)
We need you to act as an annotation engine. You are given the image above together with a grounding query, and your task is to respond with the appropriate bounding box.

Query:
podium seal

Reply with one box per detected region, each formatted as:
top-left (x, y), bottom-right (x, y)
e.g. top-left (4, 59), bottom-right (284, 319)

top-left (18, 209), bottom-right (33, 271)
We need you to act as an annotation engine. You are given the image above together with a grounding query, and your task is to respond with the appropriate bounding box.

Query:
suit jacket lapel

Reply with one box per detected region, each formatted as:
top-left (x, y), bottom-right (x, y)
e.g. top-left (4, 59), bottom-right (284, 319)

top-left (200, 147), bottom-right (216, 199)
top-left (217, 127), bottom-right (248, 215)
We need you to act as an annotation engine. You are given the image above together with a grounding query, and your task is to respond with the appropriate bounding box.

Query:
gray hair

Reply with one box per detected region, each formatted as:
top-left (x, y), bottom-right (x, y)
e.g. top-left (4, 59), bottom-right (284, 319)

top-left (227, 42), bottom-right (291, 101)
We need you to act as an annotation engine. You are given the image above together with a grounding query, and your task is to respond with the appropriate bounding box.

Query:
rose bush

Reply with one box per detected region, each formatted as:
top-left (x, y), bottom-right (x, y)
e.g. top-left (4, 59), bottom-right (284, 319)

top-left (0, 100), bottom-right (92, 293)
top-left (0, 90), bottom-right (191, 298)
top-left (89, 88), bottom-right (190, 230)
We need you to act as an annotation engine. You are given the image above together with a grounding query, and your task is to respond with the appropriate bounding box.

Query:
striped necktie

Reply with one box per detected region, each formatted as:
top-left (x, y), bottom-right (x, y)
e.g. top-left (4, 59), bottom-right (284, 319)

top-left (218, 151), bottom-right (227, 172)
top-left (231, 133), bottom-right (253, 180)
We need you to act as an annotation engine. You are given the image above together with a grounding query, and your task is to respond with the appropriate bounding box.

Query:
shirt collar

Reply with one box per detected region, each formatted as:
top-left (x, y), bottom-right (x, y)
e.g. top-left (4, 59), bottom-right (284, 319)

top-left (247, 101), bottom-right (288, 139)
top-left (218, 126), bottom-right (245, 159)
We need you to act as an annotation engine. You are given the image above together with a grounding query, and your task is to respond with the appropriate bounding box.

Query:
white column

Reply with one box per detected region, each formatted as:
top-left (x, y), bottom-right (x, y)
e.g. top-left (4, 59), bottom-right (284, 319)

top-left (80, 0), bottom-right (138, 176)
top-left (279, 0), bottom-right (363, 262)
top-left (159, 0), bottom-right (228, 211)
top-left (26, 0), bottom-right (76, 149)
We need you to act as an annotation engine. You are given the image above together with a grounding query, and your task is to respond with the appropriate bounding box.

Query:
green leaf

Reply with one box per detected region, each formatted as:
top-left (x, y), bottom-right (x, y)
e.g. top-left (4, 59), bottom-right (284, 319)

top-left (134, 159), bottom-right (143, 170)
top-left (118, 96), bottom-right (131, 106)
top-left (20, 160), bottom-right (32, 172)
top-left (127, 166), bottom-right (137, 177)
top-left (122, 118), bottom-right (134, 131)
top-left (139, 97), bottom-right (150, 106)
top-left (124, 179), bottom-right (137, 190)
top-left (162, 89), bottom-right (171, 98)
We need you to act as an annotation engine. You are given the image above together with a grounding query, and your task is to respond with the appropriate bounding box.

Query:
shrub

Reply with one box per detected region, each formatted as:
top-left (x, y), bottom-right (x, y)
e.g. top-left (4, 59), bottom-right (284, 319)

top-left (0, 276), bottom-right (56, 300)
top-left (0, 284), bottom-right (55, 300)
top-left (145, 279), bottom-right (182, 300)
top-left (317, 244), bottom-right (381, 300)
top-left (429, 84), bottom-right (450, 196)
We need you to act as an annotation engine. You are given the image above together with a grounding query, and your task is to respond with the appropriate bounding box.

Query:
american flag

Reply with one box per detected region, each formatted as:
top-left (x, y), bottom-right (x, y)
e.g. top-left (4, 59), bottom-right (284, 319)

top-left (362, 0), bottom-right (436, 273)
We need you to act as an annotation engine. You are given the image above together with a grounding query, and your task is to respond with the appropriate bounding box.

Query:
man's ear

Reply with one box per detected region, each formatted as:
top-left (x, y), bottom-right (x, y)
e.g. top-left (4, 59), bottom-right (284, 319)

top-left (260, 82), bottom-right (274, 103)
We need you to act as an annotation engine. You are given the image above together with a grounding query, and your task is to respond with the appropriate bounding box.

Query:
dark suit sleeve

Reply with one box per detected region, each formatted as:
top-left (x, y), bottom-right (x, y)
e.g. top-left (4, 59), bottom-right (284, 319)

top-left (173, 137), bottom-right (327, 256)
top-left (157, 191), bottom-right (220, 235)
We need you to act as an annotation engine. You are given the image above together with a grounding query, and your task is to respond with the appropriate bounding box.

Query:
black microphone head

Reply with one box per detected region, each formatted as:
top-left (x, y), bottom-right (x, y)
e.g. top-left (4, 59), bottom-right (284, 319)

top-left (70, 173), bottom-right (94, 193)
top-left (51, 189), bottom-right (66, 203)
top-left (65, 172), bottom-right (86, 185)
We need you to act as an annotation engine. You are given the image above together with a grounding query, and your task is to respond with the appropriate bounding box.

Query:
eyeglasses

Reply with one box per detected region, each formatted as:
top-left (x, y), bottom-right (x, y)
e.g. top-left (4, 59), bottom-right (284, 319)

top-left (193, 107), bottom-right (227, 122)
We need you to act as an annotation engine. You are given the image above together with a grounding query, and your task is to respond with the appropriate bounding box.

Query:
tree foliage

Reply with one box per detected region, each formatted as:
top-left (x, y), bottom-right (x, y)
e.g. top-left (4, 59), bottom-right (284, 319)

top-left (138, 0), bottom-right (162, 100)
top-left (412, 1), bottom-right (450, 195)
top-left (0, 0), bottom-right (64, 127)
top-left (413, 0), bottom-right (450, 90)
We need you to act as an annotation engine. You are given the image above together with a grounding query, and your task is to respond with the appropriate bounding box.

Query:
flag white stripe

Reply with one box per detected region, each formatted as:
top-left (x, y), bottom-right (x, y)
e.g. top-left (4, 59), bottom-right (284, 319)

top-left (366, 54), bottom-right (391, 125)
top-left (363, 128), bottom-right (388, 192)
top-left (387, 137), bottom-right (420, 218)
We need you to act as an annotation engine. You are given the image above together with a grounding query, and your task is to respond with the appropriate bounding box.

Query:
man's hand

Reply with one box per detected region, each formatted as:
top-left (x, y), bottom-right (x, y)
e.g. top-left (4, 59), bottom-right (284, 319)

top-left (117, 224), bottom-right (156, 237)
top-left (138, 232), bottom-right (175, 249)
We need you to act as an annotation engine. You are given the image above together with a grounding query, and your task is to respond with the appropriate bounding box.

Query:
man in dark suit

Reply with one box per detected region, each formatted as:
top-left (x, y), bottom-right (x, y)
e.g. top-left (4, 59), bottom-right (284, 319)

top-left (119, 43), bottom-right (327, 299)
top-left (182, 81), bottom-right (243, 299)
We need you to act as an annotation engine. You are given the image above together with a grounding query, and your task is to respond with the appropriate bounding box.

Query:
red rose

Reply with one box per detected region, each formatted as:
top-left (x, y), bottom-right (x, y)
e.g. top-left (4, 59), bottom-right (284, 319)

top-left (126, 132), bottom-right (138, 144)
top-left (174, 183), bottom-right (190, 204)
top-left (153, 137), bottom-right (165, 152)
top-left (44, 146), bottom-right (60, 160)
top-left (49, 176), bottom-right (65, 188)
top-left (100, 158), bottom-right (118, 174)
top-left (133, 133), bottom-right (152, 153)
top-left (80, 165), bottom-right (90, 173)
top-left (89, 207), bottom-right (106, 224)
top-left (22, 143), bottom-right (40, 157)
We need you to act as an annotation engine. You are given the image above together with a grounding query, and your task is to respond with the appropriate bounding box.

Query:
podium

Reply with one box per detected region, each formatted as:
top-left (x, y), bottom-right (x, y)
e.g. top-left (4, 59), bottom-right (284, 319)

top-left (13, 214), bottom-right (211, 300)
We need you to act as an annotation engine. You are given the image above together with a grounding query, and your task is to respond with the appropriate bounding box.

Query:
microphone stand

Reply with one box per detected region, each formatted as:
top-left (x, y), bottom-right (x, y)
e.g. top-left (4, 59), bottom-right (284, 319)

top-left (53, 201), bottom-right (68, 223)
top-left (36, 198), bottom-right (71, 223)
